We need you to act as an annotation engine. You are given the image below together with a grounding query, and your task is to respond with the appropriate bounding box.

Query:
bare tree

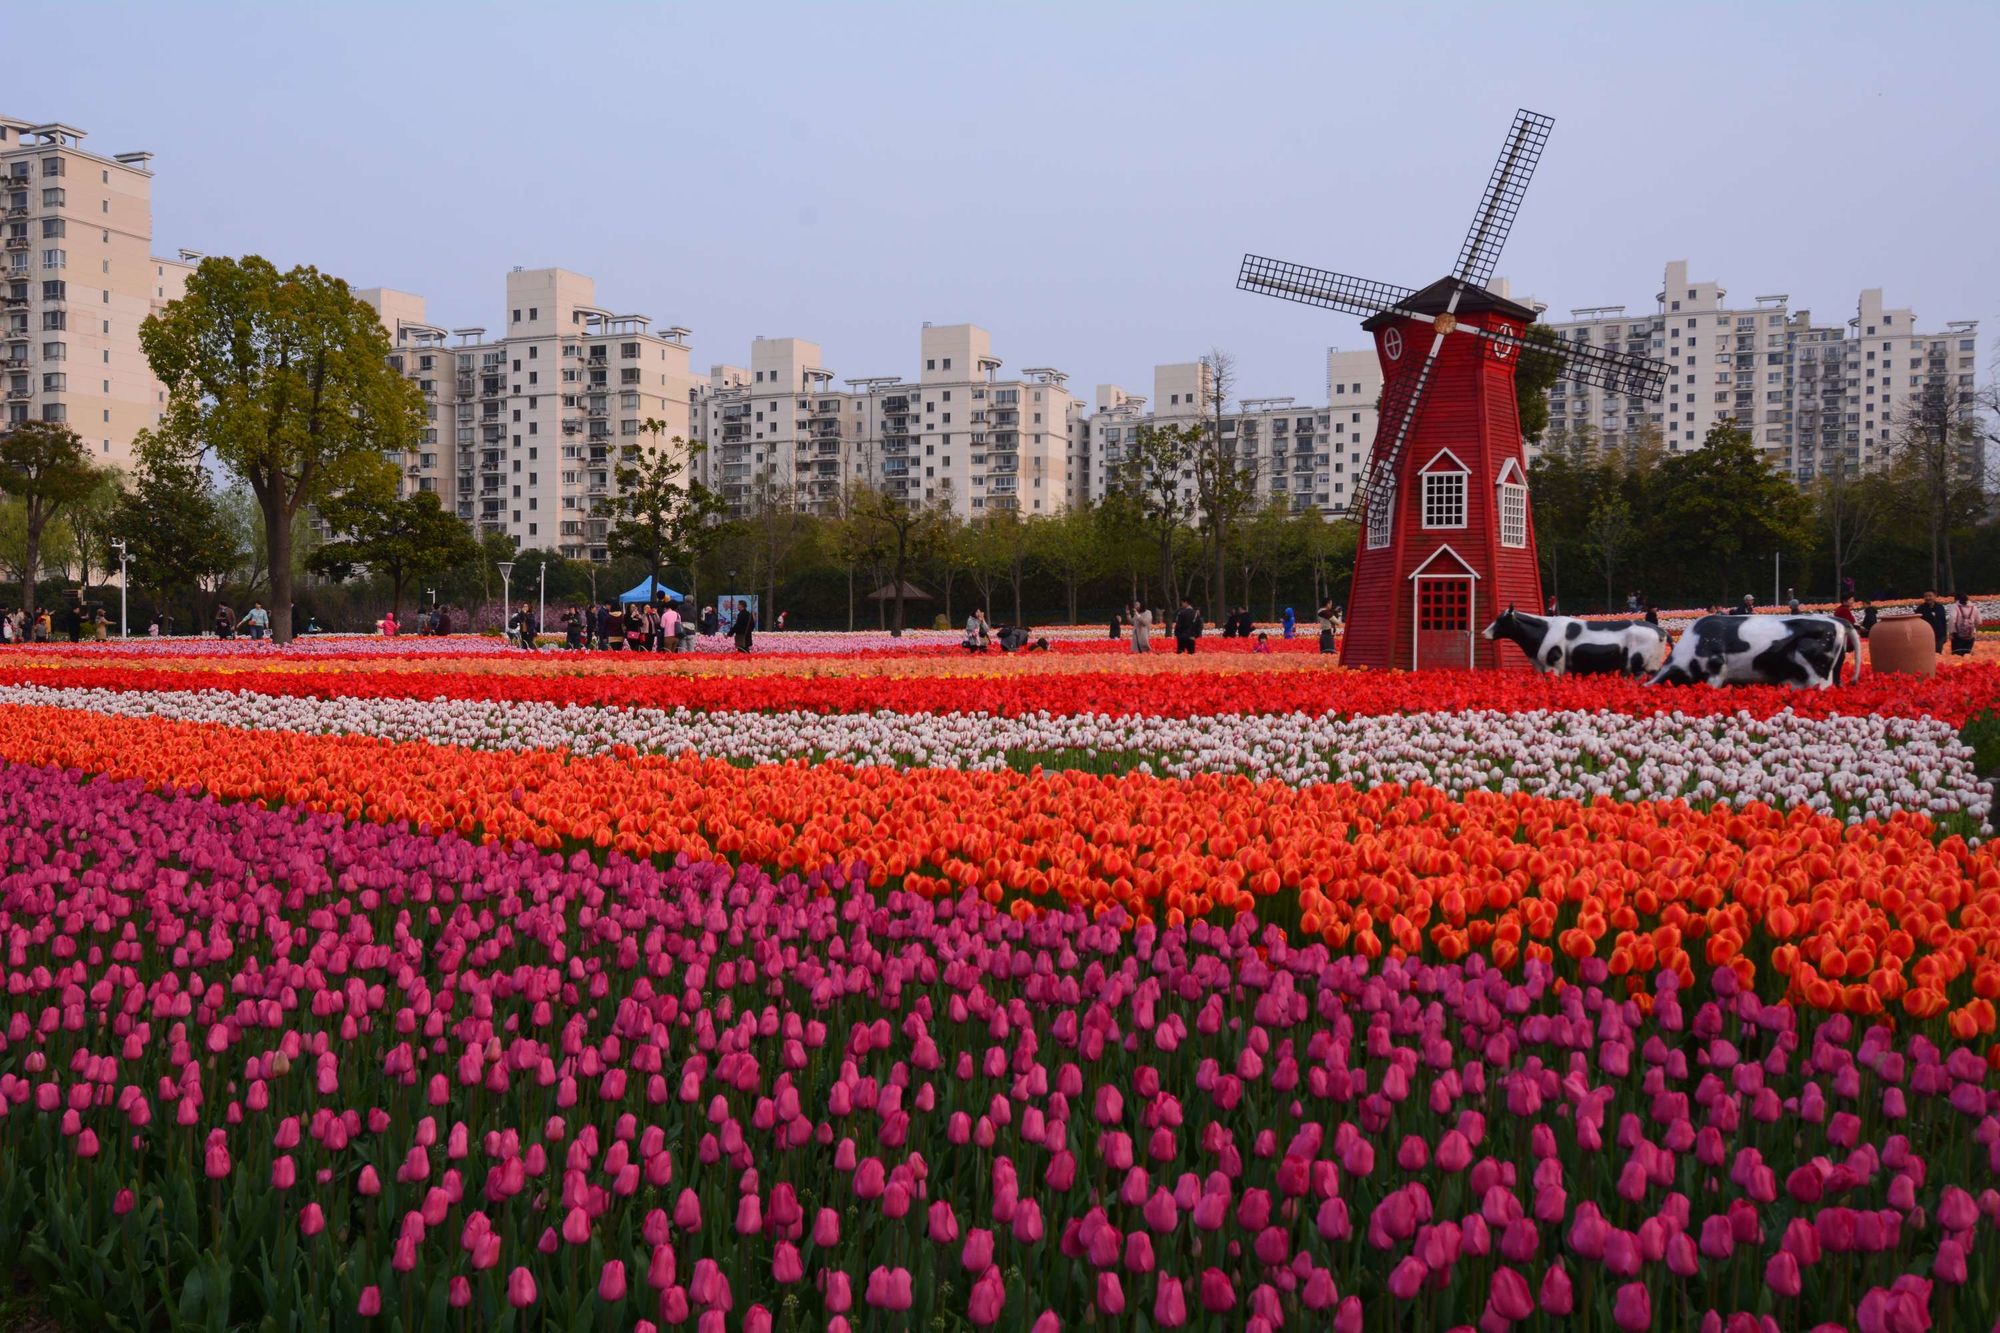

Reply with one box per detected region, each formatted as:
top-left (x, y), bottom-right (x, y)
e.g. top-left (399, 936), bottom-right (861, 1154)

top-left (1113, 423), bottom-right (1202, 609)
top-left (1884, 382), bottom-right (1984, 591)
top-left (1194, 348), bottom-right (1257, 617)
top-left (1813, 452), bottom-right (1883, 597)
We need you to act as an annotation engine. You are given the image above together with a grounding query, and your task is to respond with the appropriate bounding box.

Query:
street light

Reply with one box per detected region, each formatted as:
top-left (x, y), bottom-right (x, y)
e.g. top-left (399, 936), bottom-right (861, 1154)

top-left (110, 538), bottom-right (132, 638)
top-left (497, 561), bottom-right (514, 644)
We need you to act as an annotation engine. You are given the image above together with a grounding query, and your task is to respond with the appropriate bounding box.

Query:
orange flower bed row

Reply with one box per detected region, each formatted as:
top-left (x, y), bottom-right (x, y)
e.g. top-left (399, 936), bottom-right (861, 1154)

top-left (1, 702), bottom-right (1997, 1030)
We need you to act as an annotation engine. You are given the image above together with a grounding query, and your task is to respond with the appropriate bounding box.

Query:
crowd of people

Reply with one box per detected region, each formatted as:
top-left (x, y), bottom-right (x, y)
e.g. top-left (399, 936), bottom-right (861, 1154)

top-left (1100, 601), bottom-right (1346, 655)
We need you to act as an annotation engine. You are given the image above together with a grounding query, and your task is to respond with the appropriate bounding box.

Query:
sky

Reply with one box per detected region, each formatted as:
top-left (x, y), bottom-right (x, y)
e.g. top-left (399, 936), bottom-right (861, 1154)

top-left (16, 2), bottom-right (2000, 406)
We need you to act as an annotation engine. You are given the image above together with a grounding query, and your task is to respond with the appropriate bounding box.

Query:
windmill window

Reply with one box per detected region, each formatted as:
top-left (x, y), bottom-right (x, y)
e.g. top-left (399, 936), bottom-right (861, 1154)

top-left (1420, 468), bottom-right (1467, 529)
top-left (1498, 481), bottom-right (1527, 548)
top-left (1366, 489), bottom-right (1393, 549)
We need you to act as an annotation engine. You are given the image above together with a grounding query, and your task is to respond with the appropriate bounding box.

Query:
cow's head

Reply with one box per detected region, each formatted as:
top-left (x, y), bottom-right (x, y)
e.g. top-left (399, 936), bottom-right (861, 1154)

top-left (1482, 605), bottom-right (1527, 644)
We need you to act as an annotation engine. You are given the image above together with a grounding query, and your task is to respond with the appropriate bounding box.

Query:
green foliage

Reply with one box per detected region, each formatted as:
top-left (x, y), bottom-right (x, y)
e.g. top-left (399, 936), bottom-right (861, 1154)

top-left (1114, 422), bottom-right (1205, 608)
top-left (0, 419), bottom-right (108, 619)
top-left (112, 439), bottom-right (239, 625)
top-left (307, 486), bottom-right (482, 618)
top-left (1513, 323), bottom-right (1565, 444)
top-left (139, 255), bottom-right (419, 640)
top-left (605, 420), bottom-right (722, 597)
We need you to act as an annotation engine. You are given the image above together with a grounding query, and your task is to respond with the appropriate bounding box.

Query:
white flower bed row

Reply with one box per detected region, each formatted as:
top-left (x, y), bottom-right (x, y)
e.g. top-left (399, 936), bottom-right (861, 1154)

top-left (5, 684), bottom-right (1985, 828)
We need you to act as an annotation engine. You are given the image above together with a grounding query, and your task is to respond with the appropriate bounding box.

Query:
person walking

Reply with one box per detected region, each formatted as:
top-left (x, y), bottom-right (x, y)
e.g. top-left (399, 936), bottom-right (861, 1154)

top-left (1282, 607), bottom-right (1297, 640)
top-left (1130, 603), bottom-right (1153, 654)
top-left (509, 602), bottom-right (536, 650)
top-left (435, 606), bottom-right (452, 636)
top-left (1316, 602), bottom-right (1339, 654)
top-left (243, 602), bottom-right (269, 642)
top-left (1949, 592), bottom-right (1979, 657)
top-left (1173, 599), bottom-right (1200, 655)
top-left (731, 602), bottom-right (755, 653)
top-left (1915, 591), bottom-right (1948, 653)
top-left (661, 600), bottom-right (682, 652)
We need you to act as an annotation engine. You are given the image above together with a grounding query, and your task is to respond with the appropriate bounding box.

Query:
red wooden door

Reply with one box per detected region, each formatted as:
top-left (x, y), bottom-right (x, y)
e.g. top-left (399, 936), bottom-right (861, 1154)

top-left (1414, 576), bottom-right (1474, 670)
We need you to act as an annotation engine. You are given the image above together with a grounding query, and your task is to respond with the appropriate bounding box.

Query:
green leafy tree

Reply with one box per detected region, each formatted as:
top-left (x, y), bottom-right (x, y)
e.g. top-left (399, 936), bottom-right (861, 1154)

top-left (1030, 503), bottom-right (1104, 625)
top-left (1513, 323), bottom-right (1566, 445)
top-left (307, 487), bottom-right (482, 619)
top-left (112, 440), bottom-right (238, 629)
top-left (63, 475), bottom-right (125, 589)
top-left (139, 256), bottom-right (418, 641)
top-left (1647, 423), bottom-right (1813, 604)
top-left (0, 420), bottom-right (108, 620)
top-left (1194, 348), bottom-right (1258, 608)
top-left (604, 421), bottom-right (721, 607)
top-left (1238, 497), bottom-right (1295, 620)
top-left (850, 484), bottom-right (938, 634)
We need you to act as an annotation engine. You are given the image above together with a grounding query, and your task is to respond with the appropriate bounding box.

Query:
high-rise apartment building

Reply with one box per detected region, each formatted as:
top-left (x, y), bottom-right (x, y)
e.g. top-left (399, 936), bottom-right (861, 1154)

top-left (361, 269), bottom-right (694, 559)
top-left (691, 324), bottom-right (1083, 521)
top-left (2, 115), bottom-right (195, 467)
top-left (1541, 261), bottom-right (1980, 481)
top-left (1082, 352), bottom-right (1379, 517)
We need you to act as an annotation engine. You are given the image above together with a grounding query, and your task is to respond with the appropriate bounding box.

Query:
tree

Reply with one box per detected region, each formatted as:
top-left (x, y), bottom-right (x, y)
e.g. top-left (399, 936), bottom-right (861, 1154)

top-left (1647, 423), bottom-right (1812, 604)
top-left (850, 484), bottom-right (936, 635)
top-left (139, 256), bottom-right (417, 641)
top-left (605, 419), bottom-right (721, 606)
top-left (1513, 323), bottom-right (1566, 445)
top-left (1884, 383), bottom-right (1984, 591)
top-left (1585, 492), bottom-right (1634, 613)
top-left (735, 469), bottom-right (810, 628)
top-left (63, 475), bottom-right (124, 589)
top-left (1193, 348), bottom-right (1256, 609)
top-left (112, 439), bottom-right (238, 629)
top-left (1030, 503), bottom-right (1103, 624)
top-left (307, 486), bottom-right (482, 618)
top-left (1114, 422), bottom-right (1202, 609)
top-left (1239, 498), bottom-right (1295, 620)
top-left (0, 421), bottom-right (107, 620)
top-left (1813, 453), bottom-right (1886, 597)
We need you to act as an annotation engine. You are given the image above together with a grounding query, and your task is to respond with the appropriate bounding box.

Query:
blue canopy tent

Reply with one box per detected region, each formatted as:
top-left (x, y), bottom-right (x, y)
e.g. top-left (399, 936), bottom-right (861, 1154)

top-left (618, 577), bottom-right (686, 605)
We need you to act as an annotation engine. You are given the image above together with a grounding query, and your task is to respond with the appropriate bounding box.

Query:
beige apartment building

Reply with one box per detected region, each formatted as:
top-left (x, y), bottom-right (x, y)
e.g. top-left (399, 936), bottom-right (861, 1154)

top-left (1541, 261), bottom-right (1979, 480)
top-left (361, 269), bottom-right (694, 560)
top-left (1083, 351), bottom-right (1378, 517)
top-left (691, 323), bottom-right (1084, 521)
top-left (2, 115), bottom-right (195, 468)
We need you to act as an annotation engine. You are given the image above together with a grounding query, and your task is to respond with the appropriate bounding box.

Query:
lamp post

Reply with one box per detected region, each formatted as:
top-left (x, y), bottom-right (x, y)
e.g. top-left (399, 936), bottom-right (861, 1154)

top-left (110, 538), bottom-right (132, 638)
top-left (497, 561), bottom-right (514, 643)
top-left (538, 562), bottom-right (546, 649)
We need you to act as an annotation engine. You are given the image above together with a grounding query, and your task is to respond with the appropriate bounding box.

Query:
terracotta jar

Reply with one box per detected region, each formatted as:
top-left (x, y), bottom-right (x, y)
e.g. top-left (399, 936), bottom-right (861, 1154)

top-left (1868, 614), bottom-right (1936, 677)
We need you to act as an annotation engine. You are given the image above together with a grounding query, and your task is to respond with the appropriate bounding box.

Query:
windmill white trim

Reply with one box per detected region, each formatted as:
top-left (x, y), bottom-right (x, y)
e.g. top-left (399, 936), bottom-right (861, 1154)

top-left (1236, 109), bottom-right (1671, 535)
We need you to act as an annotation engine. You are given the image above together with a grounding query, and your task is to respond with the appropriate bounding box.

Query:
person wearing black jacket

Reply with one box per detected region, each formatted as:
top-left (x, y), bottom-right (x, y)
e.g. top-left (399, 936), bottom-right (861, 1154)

top-left (731, 604), bottom-right (755, 653)
top-left (1172, 600), bottom-right (1201, 655)
top-left (1915, 592), bottom-right (1948, 653)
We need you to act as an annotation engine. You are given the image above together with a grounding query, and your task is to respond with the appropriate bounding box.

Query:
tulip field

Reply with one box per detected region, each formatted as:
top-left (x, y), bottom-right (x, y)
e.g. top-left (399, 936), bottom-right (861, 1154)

top-left (2, 636), bottom-right (2000, 1333)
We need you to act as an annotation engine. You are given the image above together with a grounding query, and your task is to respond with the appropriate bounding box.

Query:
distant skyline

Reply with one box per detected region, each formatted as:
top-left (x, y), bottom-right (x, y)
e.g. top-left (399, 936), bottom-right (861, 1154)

top-left (15, 1), bottom-right (1999, 406)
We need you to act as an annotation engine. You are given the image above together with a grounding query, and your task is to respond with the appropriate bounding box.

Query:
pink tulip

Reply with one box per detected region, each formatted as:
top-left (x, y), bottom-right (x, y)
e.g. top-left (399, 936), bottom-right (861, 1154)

top-left (358, 1286), bottom-right (381, 1317)
top-left (864, 1266), bottom-right (913, 1311)
top-left (1096, 1272), bottom-right (1125, 1316)
top-left (821, 1271), bottom-right (851, 1314)
top-left (968, 1268), bottom-right (1005, 1326)
top-left (1388, 1257), bottom-right (1426, 1302)
top-left (1766, 1250), bottom-right (1802, 1299)
top-left (1612, 1281), bottom-right (1650, 1331)
top-left (1334, 1295), bottom-right (1363, 1333)
top-left (507, 1268), bottom-right (537, 1309)
top-left (1539, 1263), bottom-right (1574, 1317)
top-left (600, 1261), bottom-right (628, 1302)
top-left (1154, 1275), bottom-right (1188, 1327)
top-left (813, 1208), bottom-right (840, 1247)
top-left (1488, 1265), bottom-right (1534, 1322)
top-left (300, 1203), bottom-right (325, 1237)
top-left (1030, 1313), bottom-right (1059, 1333)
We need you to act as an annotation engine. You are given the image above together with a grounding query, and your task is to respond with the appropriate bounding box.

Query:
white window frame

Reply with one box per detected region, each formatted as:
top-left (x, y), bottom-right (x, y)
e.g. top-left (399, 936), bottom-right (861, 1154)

top-left (1496, 458), bottom-right (1528, 549)
top-left (1418, 450), bottom-right (1469, 530)
top-left (1366, 485), bottom-right (1393, 549)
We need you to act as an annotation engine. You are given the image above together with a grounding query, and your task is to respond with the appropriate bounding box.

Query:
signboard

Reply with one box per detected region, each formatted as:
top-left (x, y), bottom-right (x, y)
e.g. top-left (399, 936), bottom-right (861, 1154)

top-left (716, 594), bottom-right (759, 628)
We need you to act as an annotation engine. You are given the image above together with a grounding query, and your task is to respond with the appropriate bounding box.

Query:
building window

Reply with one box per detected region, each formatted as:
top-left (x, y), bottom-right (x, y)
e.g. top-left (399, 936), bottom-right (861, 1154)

top-left (1421, 469), bottom-right (1466, 529)
top-left (41, 158), bottom-right (64, 178)
top-left (1498, 482), bottom-right (1527, 548)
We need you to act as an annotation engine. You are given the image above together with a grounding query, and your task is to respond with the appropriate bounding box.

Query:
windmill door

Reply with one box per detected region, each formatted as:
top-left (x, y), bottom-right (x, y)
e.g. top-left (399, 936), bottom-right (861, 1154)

top-left (1414, 576), bottom-right (1474, 670)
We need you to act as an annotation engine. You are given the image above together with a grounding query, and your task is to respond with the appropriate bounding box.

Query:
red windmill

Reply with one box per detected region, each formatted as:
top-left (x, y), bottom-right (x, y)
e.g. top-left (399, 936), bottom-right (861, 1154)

top-left (1238, 110), bottom-right (1669, 670)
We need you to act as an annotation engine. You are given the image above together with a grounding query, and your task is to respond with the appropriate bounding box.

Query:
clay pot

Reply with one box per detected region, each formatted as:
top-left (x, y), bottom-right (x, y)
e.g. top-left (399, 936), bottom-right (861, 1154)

top-left (1868, 614), bottom-right (1936, 677)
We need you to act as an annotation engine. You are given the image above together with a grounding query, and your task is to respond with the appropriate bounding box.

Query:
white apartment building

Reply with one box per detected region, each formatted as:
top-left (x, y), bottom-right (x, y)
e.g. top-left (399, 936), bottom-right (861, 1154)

top-left (2, 115), bottom-right (195, 467)
top-left (362, 269), bottom-right (694, 560)
top-left (1542, 261), bottom-right (1979, 480)
top-left (691, 323), bottom-right (1083, 521)
top-left (1083, 351), bottom-right (1378, 517)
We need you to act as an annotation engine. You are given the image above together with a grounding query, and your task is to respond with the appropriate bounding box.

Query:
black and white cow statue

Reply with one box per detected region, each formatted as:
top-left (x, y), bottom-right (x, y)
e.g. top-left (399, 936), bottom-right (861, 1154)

top-left (1482, 608), bottom-right (1670, 677)
top-left (1648, 614), bottom-right (1861, 689)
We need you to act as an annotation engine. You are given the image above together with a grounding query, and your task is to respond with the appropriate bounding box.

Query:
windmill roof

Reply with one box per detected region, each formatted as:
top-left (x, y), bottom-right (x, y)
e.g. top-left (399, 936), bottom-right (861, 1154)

top-left (1362, 277), bottom-right (1538, 331)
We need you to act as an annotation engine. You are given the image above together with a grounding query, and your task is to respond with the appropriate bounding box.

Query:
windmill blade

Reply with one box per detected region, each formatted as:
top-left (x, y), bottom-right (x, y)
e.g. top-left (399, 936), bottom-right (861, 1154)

top-left (1348, 327), bottom-right (1448, 527)
top-left (1239, 255), bottom-right (1415, 320)
top-left (1468, 324), bottom-right (1670, 401)
top-left (1454, 109), bottom-right (1555, 288)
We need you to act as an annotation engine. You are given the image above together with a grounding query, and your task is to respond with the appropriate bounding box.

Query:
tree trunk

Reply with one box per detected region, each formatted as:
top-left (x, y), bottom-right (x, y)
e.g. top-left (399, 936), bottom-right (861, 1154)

top-left (21, 505), bottom-right (44, 622)
top-left (892, 530), bottom-right (908, 634)
top-left (1158, 531), bottom-right (1175, 613)
top-left (1011, 561), bottom-right (1023, 626)
top-left (264, 490), bottom-right (295, 643)
top-left (1066, 575), bottom-right (1078, 626)
top-left (845, 564), bottom-right (855, 632)
top-left (1212, 519), bottom-right (1228, 628)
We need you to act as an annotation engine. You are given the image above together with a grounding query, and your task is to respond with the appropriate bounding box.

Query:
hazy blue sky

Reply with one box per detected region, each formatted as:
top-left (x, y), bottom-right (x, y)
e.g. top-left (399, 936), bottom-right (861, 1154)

top-left (17, 2), bottom-right (2000, 404)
